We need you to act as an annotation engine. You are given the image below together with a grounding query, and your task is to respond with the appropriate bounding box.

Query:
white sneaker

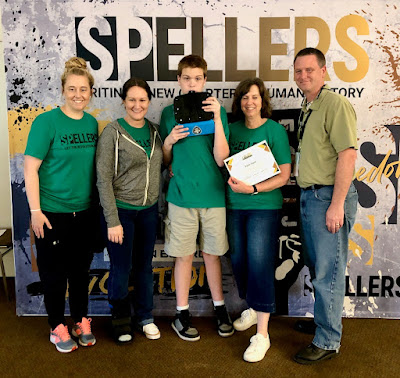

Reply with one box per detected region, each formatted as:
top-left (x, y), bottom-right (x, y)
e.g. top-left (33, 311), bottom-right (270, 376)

top-left (243, 333), bottom-right (271, 363)
top-left (142, 323), bottom-right (161, 340)
top-left (233, 308), bottom-right (257, 331)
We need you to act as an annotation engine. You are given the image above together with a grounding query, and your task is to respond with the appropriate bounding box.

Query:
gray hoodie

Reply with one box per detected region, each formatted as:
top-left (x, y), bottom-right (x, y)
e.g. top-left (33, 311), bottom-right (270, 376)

top-left (96, 119), bottom-right (163, 227)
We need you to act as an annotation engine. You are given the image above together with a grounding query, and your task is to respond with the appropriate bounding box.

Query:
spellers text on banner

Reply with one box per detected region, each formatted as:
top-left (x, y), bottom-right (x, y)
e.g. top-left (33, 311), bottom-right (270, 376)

top-left (75, 15), bottom-right (369, 83)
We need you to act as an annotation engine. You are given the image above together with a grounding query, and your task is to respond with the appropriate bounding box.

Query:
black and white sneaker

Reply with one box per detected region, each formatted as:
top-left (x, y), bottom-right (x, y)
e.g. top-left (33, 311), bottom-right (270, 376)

top-left (215, 305), bottom-right (234, 337)
top-left (171, 309), bottom-right (200, 341)
top-left (111, 317), bottom-right (133, 345)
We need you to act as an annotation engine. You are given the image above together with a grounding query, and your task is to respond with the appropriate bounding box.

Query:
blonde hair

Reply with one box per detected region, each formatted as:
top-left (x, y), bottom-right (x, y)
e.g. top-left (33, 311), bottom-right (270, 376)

top-left (61, 57), bottom-right (94, 90)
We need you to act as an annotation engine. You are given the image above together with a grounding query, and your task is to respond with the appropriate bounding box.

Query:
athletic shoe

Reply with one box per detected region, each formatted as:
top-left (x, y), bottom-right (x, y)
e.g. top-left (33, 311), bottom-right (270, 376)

top-left (243, 333), bottom-right (271, 363)
top-left (111, 317), bottom-right (133, 344)
top-left (233, 308), bottom-right (257, 331)
top-left (141, 323), bottom-right (161, 340)
top-left (171, 309), bottom-right (200, 341)
top-left (72, 317), bottom-right (96, 346)
top-left (215, 305), bottom-right (234, 337)
top-left (50, 324), bottom-right (78, 353)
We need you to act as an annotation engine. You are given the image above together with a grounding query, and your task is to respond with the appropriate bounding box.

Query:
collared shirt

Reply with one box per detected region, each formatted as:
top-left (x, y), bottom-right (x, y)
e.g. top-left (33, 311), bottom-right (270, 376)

top-left (297, 85), bottom-right (358, 188)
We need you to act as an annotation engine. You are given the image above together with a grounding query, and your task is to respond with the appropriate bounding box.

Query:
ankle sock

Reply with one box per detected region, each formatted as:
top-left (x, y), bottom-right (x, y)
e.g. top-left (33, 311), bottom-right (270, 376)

top-left (176, 304), bottom-right (189, 312)
top-left (213, 300), bottom-right (225, 307)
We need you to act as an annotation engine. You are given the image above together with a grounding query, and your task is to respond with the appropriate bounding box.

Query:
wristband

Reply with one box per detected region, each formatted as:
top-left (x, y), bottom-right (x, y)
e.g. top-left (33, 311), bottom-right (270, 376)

top-left (30, 209), bottom-right (41, 212)
top-left (252, 184), bottom-right (258, 195)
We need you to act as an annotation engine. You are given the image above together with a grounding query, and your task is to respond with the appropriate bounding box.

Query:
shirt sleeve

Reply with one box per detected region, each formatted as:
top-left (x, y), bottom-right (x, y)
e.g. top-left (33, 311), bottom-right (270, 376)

top-left (270, 122), bottom-right (292, 166)
top-left (159, 107), bottom-right (171, 142)
top-left (24, 112), bottom-right (55, 159)
top-left (96, 123), bottom-right (120, 228)
top-left (326, 97), bottom-right (358, 153)
top-left (220, 107), bottom-right (230, 141)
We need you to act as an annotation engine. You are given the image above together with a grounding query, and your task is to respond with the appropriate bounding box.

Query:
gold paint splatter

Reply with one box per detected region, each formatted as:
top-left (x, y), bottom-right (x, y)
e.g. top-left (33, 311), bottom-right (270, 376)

top-left (8, 106), bottom-right (111, 156)
top-left (8, 105), bottom-right (53, 157)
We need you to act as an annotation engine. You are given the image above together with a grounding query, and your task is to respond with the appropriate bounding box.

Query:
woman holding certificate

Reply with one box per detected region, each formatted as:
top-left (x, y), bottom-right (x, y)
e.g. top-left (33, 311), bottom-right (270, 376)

top-left (226, 78), bottom-right (291, 362)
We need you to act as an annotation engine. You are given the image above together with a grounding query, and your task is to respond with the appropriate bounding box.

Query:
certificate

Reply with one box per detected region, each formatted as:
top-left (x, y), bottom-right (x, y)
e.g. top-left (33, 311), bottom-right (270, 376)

top-left (224, 140), bottom-right (280, 185)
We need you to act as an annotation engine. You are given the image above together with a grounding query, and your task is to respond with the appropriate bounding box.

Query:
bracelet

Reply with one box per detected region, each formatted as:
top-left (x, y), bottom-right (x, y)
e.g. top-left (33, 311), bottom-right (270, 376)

top-left (30, 209), bottom-right (41, 212)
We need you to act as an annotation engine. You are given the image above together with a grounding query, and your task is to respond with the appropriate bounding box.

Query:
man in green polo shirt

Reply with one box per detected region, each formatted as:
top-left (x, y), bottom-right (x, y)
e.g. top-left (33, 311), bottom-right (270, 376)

top-left (292, 48), bottom-right (358, 365)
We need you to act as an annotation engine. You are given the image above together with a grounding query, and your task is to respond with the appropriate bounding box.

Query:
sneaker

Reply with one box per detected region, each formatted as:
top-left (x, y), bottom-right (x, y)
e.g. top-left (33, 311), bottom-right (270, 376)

top-left (171, 309), bottom-right (200, 341)
top-left (111, 317), bottom-right (133, 344)
top-left (72, 317), bottom-right (96, 346)
top-left (233, 308), bottom-right (257, 331)
top-left (50, 324), bottom-right (78, 353)
top-left (215, 305), bottom-right (234, 337)
top-left (141, 323), bottom-right (161, 340)
top-left (243, 333), bottom-right (271, 363)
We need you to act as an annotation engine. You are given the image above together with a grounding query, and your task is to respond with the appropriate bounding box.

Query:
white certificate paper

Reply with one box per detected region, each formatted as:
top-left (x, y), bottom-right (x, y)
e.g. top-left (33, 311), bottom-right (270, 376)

top-left (224, 140), bottom-right (280, 185)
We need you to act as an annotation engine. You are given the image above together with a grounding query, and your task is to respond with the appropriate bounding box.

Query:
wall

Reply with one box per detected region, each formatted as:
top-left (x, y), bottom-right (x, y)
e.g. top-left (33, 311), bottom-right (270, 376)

top-left (0, 9), bottom-right (14, 277)
top-left (3, 0), bottom-right (400, 317)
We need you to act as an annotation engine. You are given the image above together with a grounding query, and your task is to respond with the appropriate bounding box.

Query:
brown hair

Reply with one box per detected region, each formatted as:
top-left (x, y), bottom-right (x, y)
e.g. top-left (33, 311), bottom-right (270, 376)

top-left (294, 47), bottom-right (326, 68)
top-left (177, 55), bottom-right (207, 77)
top-left (61, 57), bottom-right (94, 90)
top-left (232, 78), bottom-right (272, 120)
top-left (120, 77), bottom-right (152, 101)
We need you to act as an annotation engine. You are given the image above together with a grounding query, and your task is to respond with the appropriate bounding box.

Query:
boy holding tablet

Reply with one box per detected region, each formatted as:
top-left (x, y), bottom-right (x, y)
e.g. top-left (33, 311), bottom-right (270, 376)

top-left (160, 55), bottom-right (233, 341)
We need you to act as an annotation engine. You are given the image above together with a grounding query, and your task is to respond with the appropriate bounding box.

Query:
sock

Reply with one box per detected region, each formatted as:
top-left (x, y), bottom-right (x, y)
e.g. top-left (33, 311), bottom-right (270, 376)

top-left (213, 300), bottom-right (225, 307)
top-left (176, 304), bottom-right (189, 312)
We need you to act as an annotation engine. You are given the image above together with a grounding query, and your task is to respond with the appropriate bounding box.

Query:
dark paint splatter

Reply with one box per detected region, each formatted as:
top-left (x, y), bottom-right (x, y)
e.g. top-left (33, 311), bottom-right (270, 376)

top-left (10, 93), bottom-right (22, 103)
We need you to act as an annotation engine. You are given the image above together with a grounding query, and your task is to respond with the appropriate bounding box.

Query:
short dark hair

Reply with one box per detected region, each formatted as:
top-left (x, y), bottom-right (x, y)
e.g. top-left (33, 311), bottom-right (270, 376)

top-left (294, 47), bottom-right (326, 68)
top-left (232, 78), bottom-right (272, 120)
top-left (120, 77), bottom-right (152, 101)
top-left (177, 55), bottom-right (207, 77)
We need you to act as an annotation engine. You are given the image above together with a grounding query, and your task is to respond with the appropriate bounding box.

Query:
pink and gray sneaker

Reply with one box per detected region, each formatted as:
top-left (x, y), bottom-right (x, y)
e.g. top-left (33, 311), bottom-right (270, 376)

top-left (50, 324), bottom-right (78, 353)
top-left (72, 317), bottom-right (96, 347)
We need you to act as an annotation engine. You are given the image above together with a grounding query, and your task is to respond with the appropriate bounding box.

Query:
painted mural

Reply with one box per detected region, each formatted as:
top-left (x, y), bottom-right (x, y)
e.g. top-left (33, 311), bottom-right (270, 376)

top-left (2, 0), bottom-right (400, 318)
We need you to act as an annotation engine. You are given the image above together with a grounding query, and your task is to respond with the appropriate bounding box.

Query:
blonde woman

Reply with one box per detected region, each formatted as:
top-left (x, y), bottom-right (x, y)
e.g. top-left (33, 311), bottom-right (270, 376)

top-left (24, 57), bottom-right (97, 353)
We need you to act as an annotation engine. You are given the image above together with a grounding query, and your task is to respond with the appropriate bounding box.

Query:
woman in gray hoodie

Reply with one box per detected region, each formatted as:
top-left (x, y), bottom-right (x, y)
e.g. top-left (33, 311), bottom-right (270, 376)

top-left (96, 78), bottom-right (163, 344)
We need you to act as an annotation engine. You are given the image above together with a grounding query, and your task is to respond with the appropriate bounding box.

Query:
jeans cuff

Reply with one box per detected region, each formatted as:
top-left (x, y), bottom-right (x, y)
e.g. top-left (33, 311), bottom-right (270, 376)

top-left (248, 302), bottom-right (276, 313)
top-left (312, 339), bottom-right (340, 352)
top-left (138, 318), bottom-right (154, 327)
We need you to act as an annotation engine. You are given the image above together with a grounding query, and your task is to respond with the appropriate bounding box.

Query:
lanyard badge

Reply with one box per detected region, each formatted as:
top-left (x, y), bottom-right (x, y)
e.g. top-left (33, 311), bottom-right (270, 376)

top-left (294, 109), bottom-right (312, 177)
top-left (294, 85), bottom-right (328, 177)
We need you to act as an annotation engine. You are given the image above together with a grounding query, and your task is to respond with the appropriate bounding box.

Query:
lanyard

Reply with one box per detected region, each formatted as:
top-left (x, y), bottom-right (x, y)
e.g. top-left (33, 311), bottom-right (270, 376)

top-left (297, 85), bottom-right (328, 152)
top-left (297, 109), bottom-right (312, 150)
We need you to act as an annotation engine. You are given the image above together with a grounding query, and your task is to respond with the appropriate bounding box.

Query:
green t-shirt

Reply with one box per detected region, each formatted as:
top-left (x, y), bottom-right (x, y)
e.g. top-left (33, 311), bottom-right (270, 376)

top-left (297, 87), bottom-right (358, 188)
top-left (25, 107), bottom-right (98, 212)
top-left (160, 104), bottom-right (229, 208)
top-left (227, 119), bottom-right (291, 210)
top-left (115, 118), bottom-right (153, 211)
top-left (118, 118), bottom-right (151, 158)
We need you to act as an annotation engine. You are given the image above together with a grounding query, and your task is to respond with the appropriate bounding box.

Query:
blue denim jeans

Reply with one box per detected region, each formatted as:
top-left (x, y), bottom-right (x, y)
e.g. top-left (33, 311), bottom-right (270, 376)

top-left (106, 204), bottom-right (158, 326)
top-left (300, 183), bottom-right (358, 351)
top-left (227, 209), bottom-right (280, 313)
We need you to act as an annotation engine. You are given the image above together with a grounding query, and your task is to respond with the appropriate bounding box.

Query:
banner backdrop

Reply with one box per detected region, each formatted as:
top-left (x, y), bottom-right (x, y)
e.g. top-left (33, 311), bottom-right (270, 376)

top-left (2, 0), bottom-right (400, 318)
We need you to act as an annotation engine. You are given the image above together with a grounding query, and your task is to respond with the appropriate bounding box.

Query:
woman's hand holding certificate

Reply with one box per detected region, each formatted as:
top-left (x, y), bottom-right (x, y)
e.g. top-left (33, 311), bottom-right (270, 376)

top-left (223, 140), bottom-right (281, 186)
